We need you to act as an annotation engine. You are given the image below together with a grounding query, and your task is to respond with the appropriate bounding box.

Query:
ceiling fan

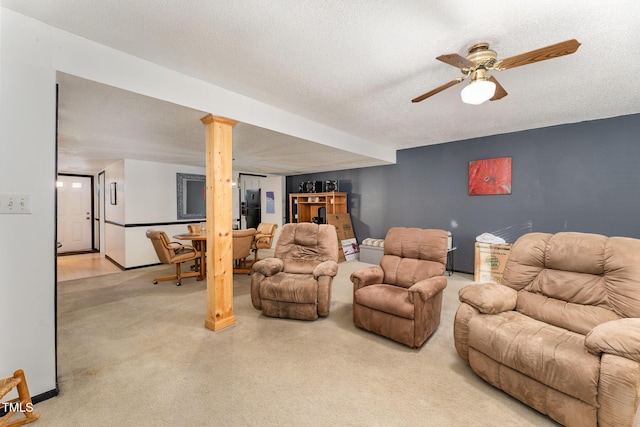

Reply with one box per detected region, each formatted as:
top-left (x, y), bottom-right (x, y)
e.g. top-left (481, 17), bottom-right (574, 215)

top-left (411, 39), bottom-right (581, 105)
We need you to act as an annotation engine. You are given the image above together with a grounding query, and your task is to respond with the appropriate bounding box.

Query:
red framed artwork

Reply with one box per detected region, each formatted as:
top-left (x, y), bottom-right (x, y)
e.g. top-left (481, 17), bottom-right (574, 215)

top-left (468, 157), bottom-right (512, 196)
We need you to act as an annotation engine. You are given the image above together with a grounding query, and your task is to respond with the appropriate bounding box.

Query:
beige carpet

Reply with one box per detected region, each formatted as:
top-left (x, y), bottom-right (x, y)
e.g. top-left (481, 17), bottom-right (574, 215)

top-left (36, 259), bottom-right (562, 426)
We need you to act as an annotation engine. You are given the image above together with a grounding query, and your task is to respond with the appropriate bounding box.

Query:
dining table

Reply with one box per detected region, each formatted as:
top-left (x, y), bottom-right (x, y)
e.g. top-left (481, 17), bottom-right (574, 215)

top-left (173, 233), bottom-right (207, 280)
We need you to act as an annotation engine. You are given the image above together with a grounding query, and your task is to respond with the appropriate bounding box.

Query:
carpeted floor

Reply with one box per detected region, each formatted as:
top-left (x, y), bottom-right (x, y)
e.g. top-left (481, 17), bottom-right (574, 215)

top-left (36, 259), bottom-right (561, 426)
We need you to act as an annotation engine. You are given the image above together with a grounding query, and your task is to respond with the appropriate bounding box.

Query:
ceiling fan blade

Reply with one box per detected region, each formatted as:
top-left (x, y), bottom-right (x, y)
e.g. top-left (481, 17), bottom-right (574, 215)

top-left (436, 53), bottom-right (475, 70)
top-left (488, 76), bottom-right (508, 101)
top-left (411, 78), bottom-right (465, 103)
top-left (495, 39), bottom-right (581, 70)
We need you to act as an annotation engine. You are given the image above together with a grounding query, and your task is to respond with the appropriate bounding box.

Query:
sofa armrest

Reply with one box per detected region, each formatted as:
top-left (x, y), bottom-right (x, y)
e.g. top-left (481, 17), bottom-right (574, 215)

top-left (250, 258), bottom-right (284, 276)
top-left (585, 318), bottom-right (640, 362)
top-left (313, 260), bottom-right (339, 279)
top-left (454, 302), bottom-right (480, 363)
top-left (350, 266), bottom-right (384, 290)
top-left (458, 283), bottom-right (517, 314)
top-left (408, 276), bottom-right (447, 303)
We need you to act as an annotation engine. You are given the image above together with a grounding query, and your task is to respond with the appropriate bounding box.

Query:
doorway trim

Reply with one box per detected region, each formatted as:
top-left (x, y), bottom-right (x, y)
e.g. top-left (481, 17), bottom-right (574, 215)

top-left (56, 173), bottom-right (96, 253)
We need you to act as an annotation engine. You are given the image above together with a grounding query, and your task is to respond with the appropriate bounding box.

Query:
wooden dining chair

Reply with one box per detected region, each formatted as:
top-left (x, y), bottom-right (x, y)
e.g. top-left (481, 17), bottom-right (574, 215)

top-left (233, 228), bottom-right (257, 274)
top-left (0, 369), bottom-right (39, 427)
top-left (186, 223), bottom-right (206, 271)
top-left (146, 229), bottom-right (200, 286)
top-left (187, 223), bottom-right (206, 234)
top-left (251, 223), bottom-right (278, 263)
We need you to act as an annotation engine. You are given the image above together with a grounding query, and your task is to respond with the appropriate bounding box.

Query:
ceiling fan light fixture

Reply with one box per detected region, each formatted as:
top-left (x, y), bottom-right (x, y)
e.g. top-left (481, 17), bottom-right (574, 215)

top-left (461, 79), bottom-right (496, 105)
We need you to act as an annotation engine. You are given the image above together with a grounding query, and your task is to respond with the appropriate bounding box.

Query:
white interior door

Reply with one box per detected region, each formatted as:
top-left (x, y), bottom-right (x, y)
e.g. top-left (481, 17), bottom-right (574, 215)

top-left (57, 175), bottom-right (93, 253)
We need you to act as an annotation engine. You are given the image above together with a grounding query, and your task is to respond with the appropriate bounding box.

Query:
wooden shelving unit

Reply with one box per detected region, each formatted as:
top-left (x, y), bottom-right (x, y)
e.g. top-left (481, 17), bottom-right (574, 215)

top-left (289, 192), bottom-right (347, 223)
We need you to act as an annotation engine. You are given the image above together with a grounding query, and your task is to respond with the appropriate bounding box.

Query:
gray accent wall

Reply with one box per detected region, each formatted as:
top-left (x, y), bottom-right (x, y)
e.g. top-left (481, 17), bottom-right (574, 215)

top-left (287, 113), bottom-right (640, 273)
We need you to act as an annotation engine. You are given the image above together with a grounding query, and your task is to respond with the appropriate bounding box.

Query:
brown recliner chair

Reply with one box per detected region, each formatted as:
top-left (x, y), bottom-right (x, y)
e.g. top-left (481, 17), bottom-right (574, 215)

top-left (233, 228), bottom-right (257, 273)
top-left (146, 229), bottom-right (200, 286)
top-left (350, 227), bottom-right (449, 348)
top-left (250, 223), bottom-right (339, 320)
top-left (454, 232), bottom-right (640, 427)
top-left (252, 223), bottom-right (278, 262)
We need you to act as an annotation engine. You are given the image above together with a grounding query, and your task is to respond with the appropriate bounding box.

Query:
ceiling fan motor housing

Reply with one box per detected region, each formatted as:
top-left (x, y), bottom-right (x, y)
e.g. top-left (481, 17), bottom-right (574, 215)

top-left (465, 42), bottom-right (497, 70)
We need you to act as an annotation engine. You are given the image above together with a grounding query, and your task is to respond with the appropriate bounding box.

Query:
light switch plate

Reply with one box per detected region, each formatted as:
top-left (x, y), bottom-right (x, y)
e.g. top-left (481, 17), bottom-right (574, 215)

top-left (0, 194), bottom-right (32, 214)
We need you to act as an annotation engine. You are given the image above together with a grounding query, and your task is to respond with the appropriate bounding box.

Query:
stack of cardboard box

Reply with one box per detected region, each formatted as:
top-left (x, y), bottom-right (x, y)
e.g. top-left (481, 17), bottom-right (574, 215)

top-left (474, 242), bottom-right (512, 284)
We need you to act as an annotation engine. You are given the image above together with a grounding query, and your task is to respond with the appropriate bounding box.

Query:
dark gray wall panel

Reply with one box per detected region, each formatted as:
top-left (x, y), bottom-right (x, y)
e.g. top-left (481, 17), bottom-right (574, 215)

top-left (287, 113), bottom-right (640, 273)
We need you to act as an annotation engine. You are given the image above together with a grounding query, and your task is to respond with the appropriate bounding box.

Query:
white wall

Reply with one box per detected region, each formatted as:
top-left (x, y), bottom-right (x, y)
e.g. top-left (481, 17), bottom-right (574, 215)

top-left (104, 160), bottom-right (126, 265)
top-left (103, 159), bottom-right (205, 268)
top-left (124, 159), bottom-right (204, 224)
top-left (259, 176), bottom-right (286, 246)
top-left (0, 10), bottom-right (57, 395)
top-left (105, 220), bottom-right (126, 266)
top-left (103, 160), bottom-right (284, 269)
top-left (104, 160), bottom-right (125, 223)
top-left (1, 7), bottom-right (390, 398)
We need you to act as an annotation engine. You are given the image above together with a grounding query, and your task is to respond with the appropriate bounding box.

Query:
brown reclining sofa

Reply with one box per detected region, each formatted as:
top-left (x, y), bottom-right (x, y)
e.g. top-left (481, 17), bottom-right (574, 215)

top-left (454, 231), bottom-right (640, 427)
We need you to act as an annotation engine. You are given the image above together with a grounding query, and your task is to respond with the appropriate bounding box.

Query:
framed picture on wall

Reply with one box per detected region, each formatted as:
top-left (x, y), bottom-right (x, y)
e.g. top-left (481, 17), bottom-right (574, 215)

top-left (468, 157), bottom-right (512, 196)
top-left (110, 182), bottom-right (117, 205)
top-left (176, 173), bottom-right (206, 219)
top-left (266, 191), bottom-right (275, 214)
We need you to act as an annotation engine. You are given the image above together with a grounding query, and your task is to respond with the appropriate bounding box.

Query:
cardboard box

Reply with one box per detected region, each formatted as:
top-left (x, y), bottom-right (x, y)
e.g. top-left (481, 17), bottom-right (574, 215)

top-left (341, 237), bottom-right (359, 262)
top-left (474, 242), bottom-right (512, 284)
top-left (326, 213), bottom-right (356, 262)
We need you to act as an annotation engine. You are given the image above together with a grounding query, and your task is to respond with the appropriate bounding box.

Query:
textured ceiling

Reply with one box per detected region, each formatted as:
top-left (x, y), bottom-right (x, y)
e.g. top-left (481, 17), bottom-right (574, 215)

top-left (55, 73), bottom-right (385, 175)
top-left (5, 1), bottom-right (640, 175)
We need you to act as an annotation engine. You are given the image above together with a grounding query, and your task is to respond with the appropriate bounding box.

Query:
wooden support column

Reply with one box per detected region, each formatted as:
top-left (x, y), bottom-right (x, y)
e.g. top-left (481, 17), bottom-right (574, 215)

top-left (201, 114), bottom-right (238, 331)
